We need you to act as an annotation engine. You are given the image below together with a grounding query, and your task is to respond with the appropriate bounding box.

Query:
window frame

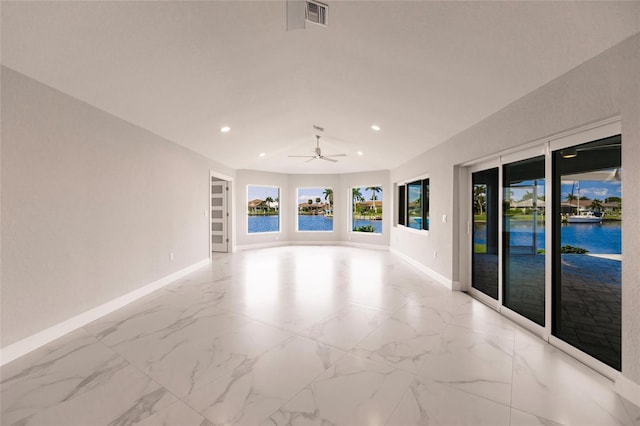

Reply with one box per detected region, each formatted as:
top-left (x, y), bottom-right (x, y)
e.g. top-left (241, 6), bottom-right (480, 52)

top-left (397, 178), bottom-right (429, 231)
top-left (350, 185), bottom-right (383, 235)
top-left (295, 186), bottom-right (335, 233)
top-left (398, 184), bottom-right (406, 226)
top-left (246, 184), bottom-right (281, 235)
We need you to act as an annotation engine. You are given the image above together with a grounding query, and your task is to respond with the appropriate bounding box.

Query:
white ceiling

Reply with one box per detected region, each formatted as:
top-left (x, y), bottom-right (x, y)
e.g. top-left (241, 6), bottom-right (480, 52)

top-left (2, 1), bottom-right (639, 174)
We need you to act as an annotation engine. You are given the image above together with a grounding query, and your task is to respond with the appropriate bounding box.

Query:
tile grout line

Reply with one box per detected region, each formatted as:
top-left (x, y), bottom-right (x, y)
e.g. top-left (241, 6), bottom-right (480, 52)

top-left (258, 342), bottom-right (352, 424)
top-left (90, 337), bottom-right (203, 423)
top-left (383, 373), bottom-right (415, 426)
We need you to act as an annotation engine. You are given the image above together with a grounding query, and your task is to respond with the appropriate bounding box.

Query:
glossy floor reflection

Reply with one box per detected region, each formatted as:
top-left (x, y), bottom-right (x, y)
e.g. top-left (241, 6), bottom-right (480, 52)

top-left (1, 246), bottom-right (638, 425)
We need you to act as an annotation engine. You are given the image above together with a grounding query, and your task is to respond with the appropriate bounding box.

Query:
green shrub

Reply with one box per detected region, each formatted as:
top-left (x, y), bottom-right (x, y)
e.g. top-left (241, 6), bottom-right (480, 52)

top-left (354, 225), bottom-right (376, 233)
top-left (560, 245), bottom-right (589, 254)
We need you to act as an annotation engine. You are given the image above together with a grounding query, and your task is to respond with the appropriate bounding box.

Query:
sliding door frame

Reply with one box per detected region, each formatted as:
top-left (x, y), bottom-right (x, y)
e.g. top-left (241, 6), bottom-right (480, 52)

top-left (467, 159), bottom-right (502, 311)
top-left (461, 117), bottom-right (621, 380)
top-left (546, 119), bottom-right (621, 380)
top-left (497, 144), bottom-right (548, 338)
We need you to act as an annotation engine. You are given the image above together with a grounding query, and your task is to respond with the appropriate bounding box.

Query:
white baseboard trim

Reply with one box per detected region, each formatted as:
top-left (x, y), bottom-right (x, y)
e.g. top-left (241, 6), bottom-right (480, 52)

top-left (235, 241), bottom-right (289, 251)
top-left (235, 241), bottom-right (390, 252)
top-left (339, 241), bottom-right (389, 251)
top-left (390, 248), bottom-right (453, 290)
top-left (0, 258), bottom-right (210, 367)
top-left (288, 240), bottom-right (338, 246)
top-left (615, 373), bottom-right (640, 406)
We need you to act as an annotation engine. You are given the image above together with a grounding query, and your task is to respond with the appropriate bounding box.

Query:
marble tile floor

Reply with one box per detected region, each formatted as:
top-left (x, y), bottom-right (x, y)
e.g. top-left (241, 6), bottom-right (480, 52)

top-left (1, 246), bottom-right (639, 426)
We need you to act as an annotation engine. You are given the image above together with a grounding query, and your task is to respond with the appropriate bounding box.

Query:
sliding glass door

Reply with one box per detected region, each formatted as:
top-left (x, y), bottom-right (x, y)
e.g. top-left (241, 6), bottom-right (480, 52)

top-left (467, 123), bottom-right (622, 374)
top-left (552, 135), bottom-right (622, 370)
top-left (472, 168), bottom-right (499, 300)
top-left (502, 156), bottom-right (546, 327)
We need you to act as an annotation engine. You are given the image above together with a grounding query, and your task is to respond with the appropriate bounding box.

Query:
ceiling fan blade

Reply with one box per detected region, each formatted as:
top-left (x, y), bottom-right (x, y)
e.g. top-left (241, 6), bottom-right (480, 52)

top-left (321, 157), bottom-right (338, 163)
top-left (325, 154), bottom-right (347, 157)
top-left (306, 157), bottom-right (317, 163)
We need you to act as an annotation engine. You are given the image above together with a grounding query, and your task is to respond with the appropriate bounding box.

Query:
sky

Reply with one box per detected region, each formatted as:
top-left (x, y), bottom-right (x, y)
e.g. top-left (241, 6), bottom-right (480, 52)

top-left (507, 177), bottom-right (622, 202)
top-left (247, 185), bottom-right (384, 204)
top-left (247, 185), bottom-right (279, 201)
top-left (560, 179), bottom-right (622, 201)
top-left (291, 186), bottom-right (385, 204)
top-left (354, 186), bottom-right (384, 202)
top-left (297, 187), bottom-right (333, 203)
top-left (408, 184), bottom-right (421, 202)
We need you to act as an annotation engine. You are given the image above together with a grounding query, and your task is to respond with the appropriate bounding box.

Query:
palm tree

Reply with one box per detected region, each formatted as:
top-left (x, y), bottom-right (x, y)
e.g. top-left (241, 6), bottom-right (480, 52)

top-left (323, 188), bottom-right (333, 211)
top-left (265, 196), bottom-right (274, 213)
top-left (366, 186), bottom-right (382, 214)
top-left (474, 185), bottom-right (486, 216)
top-left (352, 188), bottom-right (364, 216)
top-left (590, 199), bottom-right (603, 211)
top-left (521, 191), bottom-right (534, 201)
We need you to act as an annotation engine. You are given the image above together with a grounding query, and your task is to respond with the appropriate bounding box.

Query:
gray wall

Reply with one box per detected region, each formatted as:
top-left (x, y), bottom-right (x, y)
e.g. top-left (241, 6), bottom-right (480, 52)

top-left (235, 169), bottom-right (390, 248)
top-left (1, 67), bottom-right (234, 347)
top-left (390, 34), bottom-right (640, 383)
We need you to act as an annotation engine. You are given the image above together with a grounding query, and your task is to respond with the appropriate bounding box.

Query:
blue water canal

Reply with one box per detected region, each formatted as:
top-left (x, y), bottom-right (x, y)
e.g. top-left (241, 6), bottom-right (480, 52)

top-left (475, 221), bottom-right (621, 253)
top-left (298, 215), bottom-right (333, 231)
top-left (248, 215), bottom-right (279, 233)
top-left (248, 215), bottom-right (383, 233)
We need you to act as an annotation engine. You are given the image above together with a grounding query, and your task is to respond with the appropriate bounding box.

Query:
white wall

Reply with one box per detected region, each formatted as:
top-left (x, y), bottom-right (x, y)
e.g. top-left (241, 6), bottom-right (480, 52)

top-left (389, 34), bottom-right (640, 385)
top-left (0, 66), bottom-right (235, 347)
top-left (235, 170), bottom-right (391, 249)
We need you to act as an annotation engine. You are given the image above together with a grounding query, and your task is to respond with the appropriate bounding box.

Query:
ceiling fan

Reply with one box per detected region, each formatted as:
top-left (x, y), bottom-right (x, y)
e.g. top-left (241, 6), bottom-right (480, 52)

top-left (288, 135), bottom-right (347, 163)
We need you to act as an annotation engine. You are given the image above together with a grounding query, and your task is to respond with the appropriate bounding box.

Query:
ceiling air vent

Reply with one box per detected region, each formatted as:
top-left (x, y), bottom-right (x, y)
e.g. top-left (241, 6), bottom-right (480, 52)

top-left (306, 1), bottom-right (328, 26)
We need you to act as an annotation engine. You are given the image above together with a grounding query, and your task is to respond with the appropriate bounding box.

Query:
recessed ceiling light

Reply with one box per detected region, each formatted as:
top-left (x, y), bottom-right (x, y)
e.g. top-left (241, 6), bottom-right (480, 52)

top-left (259, 152), bottom-right (266, 157)
top-left (371, 125), bottom-right (381, 131)
top-left (220, 126), bottom-right (231, 133)
top-left (357, 151), bottom-right (364, 156)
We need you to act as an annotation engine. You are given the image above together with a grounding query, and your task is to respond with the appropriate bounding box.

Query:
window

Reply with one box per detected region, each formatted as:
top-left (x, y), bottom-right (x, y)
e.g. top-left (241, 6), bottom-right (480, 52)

top-left (398, 178), bottom-right (429, 230)
top-left (398, 185), bottom-right (406, 226)
top-left (297, 187), bottom-right (333, 232)
top-left (247, 185), bottom-right (280, 233)
top-left (351, 186), bottom-right (383, 233)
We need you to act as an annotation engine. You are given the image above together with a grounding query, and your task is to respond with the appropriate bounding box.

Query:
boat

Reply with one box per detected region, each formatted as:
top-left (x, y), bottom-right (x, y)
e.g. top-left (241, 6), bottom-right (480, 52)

top-left (567, 211), bottom-right (603, 224)
top-left (565, 180), bottom-right (604, 223)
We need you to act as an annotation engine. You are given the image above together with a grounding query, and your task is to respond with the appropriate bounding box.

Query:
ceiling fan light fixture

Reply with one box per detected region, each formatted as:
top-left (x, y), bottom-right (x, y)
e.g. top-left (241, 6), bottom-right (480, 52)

top-left (287, 134), bottom-right (346, 163)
